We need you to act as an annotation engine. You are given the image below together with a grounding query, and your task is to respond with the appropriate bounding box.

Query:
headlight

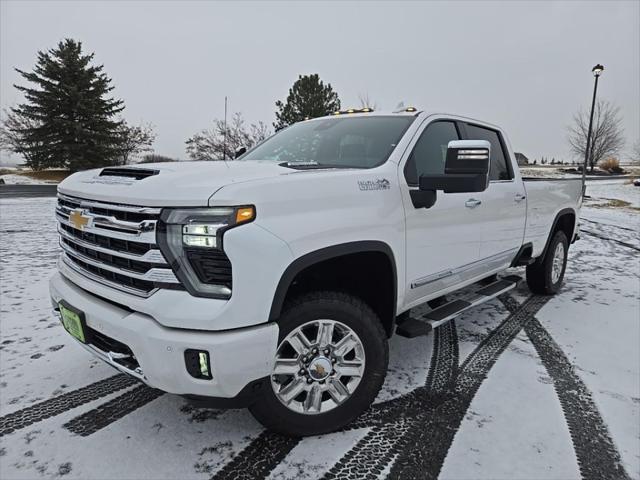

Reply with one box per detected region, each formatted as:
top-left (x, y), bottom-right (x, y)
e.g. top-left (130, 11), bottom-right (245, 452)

top-left (157, 206), bottom-right (255, 298)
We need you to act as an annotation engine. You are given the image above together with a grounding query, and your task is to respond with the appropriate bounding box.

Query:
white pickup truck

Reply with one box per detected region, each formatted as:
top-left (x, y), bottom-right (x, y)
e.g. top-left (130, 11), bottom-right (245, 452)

top-left (50, 109), bottom-right (582, 436)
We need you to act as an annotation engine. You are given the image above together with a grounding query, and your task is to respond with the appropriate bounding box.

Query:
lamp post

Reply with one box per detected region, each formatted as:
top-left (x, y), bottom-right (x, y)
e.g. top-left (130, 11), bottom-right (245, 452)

top-left (581, 64), bottom-right (604, 198)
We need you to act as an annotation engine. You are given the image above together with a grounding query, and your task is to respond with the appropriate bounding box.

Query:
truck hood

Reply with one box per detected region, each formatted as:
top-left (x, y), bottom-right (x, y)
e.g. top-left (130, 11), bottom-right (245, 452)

top-left (58, 161), bottom-right (295, 206)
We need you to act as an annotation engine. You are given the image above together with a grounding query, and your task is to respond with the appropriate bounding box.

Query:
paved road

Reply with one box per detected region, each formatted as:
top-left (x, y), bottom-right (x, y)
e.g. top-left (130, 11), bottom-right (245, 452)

top-left (0, 184), bottom-right (58, 198)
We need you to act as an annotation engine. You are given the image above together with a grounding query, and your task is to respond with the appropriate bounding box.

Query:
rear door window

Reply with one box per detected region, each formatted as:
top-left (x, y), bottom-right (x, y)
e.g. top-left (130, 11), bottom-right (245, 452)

top-left (464, 124), bottom-right (512, 181)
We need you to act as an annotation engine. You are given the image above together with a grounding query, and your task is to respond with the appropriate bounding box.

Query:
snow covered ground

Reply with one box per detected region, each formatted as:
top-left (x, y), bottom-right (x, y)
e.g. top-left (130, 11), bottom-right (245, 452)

top-left (585, 180), bottom-right (640, 208)
top-left (0, 184), bottom-right (638, 479)
top-left (520, 165), bottom-right (639, 180)
top-left (0, 171), bottom-right (58, 185)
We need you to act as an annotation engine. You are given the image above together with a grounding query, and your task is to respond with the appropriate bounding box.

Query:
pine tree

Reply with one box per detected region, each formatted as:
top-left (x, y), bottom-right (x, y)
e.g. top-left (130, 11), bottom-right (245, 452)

top-left (274, 74), bottom-right (341, 130)
top-left (10, 39), bottom-right (124, 171)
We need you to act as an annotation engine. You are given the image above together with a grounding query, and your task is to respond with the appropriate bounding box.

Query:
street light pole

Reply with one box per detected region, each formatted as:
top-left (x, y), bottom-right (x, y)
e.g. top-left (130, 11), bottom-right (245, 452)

top-left (581, 64), bottom-right (604, 198)
top-left (223, 96), bottom-right (228, 161)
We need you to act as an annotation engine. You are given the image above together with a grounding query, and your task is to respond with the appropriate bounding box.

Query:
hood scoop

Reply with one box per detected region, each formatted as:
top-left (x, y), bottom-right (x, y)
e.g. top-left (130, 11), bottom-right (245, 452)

top-left (99, 167), bottom-right (159, 180)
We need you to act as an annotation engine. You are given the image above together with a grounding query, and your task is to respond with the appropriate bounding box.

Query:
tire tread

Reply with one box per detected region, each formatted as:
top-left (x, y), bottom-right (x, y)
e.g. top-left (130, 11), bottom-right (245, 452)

top-left (526, 230), bottom-right (568, 295)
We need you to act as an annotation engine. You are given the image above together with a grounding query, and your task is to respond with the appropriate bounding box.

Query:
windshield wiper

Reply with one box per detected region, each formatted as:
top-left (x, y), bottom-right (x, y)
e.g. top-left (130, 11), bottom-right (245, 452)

top-left (279, 161), bottom-right (363, 170)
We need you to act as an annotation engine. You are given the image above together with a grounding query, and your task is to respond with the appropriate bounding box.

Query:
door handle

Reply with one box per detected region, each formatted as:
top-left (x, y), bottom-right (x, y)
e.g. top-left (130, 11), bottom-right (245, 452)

top-left (514, 193), bottom-right (526, 202)
top-left (465, 198), bottom-right (482, 208)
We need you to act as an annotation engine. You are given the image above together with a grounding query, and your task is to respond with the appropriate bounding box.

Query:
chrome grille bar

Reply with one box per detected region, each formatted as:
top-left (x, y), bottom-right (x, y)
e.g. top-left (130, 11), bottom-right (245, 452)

top-left (56, 194), bottom-right (180, 296)
top-left (60, 242), bottom-right (178, 283)
top-left (56, 210), bottom-right (157, 243)
top-left (60, 254), bottom-right (158, 298)
top-left (58, 226), bottom-right (167, 264)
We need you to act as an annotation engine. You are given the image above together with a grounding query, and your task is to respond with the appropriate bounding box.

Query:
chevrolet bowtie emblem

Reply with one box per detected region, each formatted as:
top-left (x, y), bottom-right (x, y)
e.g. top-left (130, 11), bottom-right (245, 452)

top-left (69, 210), bottom-right (91, 230)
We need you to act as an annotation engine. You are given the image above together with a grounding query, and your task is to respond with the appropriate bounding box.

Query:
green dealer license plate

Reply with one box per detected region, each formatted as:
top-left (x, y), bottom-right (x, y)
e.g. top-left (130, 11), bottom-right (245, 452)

top-left (58, 302), bottom-right (87, 343)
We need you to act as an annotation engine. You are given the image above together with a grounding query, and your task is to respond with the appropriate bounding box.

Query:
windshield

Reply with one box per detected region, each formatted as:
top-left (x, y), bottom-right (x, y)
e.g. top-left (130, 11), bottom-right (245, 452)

top-left (240, 116), bottom-right (415, 168)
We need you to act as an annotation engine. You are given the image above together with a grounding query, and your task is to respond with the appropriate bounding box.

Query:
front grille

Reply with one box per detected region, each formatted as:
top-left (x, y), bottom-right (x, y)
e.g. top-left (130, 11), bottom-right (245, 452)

top-left (56, 193), bottom-right (180, 297)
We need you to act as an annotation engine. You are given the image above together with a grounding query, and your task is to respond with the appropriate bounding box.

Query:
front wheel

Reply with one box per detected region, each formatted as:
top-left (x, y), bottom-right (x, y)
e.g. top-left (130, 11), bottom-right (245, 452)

top-left (249, 291), bottom-right (388, 437)
top-left (526, 230), bottom-right (569, 295)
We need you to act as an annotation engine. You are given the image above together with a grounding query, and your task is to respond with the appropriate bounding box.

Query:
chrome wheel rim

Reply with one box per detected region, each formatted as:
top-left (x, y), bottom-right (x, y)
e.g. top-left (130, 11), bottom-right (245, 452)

top-left (271, 320), bottom-right (365, 415)
top-left (551, 242), bottom-right (565, 284)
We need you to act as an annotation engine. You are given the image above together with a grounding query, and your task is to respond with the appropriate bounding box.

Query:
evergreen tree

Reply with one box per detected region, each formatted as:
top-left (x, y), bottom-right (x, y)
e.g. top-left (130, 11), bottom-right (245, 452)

top-left (10, 39), bottom-right (124, 171)
top-left (274, 74), bottom-right (341, 130)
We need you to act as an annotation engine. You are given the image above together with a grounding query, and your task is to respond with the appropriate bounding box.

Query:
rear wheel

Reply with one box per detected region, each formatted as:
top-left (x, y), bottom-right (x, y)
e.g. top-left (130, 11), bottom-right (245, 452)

top-left (249, 291), bottom-right (388, 437)
top-left (526, 230), bottom-right (568, 295)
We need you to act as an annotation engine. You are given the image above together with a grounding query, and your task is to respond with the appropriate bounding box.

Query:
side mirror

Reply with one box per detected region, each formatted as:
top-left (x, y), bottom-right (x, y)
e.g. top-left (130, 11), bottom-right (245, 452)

top-left (235, 146), bottom-right (247, 159)
top-left (410, 189), bottom-right (437, 209)
top-left (419, 140), bottom-right (491, 194)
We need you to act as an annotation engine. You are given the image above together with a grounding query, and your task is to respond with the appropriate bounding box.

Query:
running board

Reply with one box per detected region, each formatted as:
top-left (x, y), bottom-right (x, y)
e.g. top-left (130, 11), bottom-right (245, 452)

top-left (396, 277), bottom-right (519, 338)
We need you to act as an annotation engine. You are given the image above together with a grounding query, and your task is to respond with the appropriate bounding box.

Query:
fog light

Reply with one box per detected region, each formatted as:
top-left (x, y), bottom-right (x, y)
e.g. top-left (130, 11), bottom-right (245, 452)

top-left (184, 349), bottom-right (212, 380)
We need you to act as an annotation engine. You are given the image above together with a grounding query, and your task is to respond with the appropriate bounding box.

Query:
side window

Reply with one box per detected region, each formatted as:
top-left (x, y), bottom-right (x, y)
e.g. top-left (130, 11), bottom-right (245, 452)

top-left (464, 124), bottom-right (512, 181)
top-left (404, 121), bottom-right (459, 186)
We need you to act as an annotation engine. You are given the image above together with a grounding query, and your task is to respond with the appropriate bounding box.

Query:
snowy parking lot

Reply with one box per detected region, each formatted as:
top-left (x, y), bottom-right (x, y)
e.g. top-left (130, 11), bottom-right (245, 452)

top-left (0, 181), bottom-right (638, 480)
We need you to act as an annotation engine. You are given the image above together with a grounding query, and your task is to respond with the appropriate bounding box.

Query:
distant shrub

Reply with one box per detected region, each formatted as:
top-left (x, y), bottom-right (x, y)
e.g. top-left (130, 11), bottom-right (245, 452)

top-left (139, 154), bottom-right (178, 163)
top-left (599, 157), bottom-right (619, 170)
top-left (599, 157), bottom-right (624, 174)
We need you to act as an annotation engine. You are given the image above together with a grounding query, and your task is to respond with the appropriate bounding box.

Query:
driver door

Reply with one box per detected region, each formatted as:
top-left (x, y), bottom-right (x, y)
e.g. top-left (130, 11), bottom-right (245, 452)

top-left (401, 119), bottom-right (484, 307)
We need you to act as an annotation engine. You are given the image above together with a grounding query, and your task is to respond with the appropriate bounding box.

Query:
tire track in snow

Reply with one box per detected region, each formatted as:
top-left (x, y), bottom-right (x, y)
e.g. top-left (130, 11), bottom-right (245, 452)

top-left (212, 431), bottom-right (301, 480)
top-left (387, 295), bottom-right (550, 479)
top-left (425, 320), bottom-right (459, 394)
top-left (323, 321), bottom-right (459, 479)
top-left (499, 295), bottom-right (632, 479)
top-left (579, 229), bottom-right (640, 252)
top-left (524, 317), bottom-right (631, 480)
top-left (325, 295), bottom-right (547, 479)
top-left (0, 374), bottom-right (137, 436)
top-left (580, 218), bottom-right (637, 233)
top-left (63, 384), bottom-right (164, 436)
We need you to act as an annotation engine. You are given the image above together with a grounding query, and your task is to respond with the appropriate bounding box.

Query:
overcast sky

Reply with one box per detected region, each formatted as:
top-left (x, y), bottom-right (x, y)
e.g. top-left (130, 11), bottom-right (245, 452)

top-left (1, 0), bottom-right (639, 163)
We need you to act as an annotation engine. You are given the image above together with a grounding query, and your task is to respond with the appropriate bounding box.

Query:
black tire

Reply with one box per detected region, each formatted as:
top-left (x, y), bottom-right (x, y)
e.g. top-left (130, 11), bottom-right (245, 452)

top-left (249, 291), bottom-right (388, 437)
top-left (526, 230), bottom-right (569, 295)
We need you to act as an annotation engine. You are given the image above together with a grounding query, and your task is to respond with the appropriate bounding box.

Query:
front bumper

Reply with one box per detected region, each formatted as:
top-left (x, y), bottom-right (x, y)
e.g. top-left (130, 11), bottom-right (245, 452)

top-left (50, 272), bottom-right (279, 398)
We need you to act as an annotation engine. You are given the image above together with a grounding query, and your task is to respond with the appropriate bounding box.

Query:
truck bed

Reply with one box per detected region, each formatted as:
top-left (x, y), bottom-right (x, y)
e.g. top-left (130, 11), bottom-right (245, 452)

top-left (522, 178), bottom-right (582, 258)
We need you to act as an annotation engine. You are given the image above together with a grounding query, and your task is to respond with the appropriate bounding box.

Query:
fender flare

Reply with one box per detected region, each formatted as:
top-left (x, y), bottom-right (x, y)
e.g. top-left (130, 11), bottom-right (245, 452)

top-left (538, 207), bottom-right (577, 261)
top-left (268, 241), bottom-right (398, 322)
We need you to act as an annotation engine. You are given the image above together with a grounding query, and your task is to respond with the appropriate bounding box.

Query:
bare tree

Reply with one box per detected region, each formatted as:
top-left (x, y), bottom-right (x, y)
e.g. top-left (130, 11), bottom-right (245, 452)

top-left (631, 139), bottom-right (640, 165)
top-left (568, 99), bottom-right (625, 172)
top-left (358, 93), bottom-right (377, 110)
top-left (139, 154), bottom-right (178, 163)
top-left (0, 108), bottom-right (45, 168)
top-left (185, 112), bottom-right (270, 161)
top-left (114, 122), bottom-right (156, 165)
